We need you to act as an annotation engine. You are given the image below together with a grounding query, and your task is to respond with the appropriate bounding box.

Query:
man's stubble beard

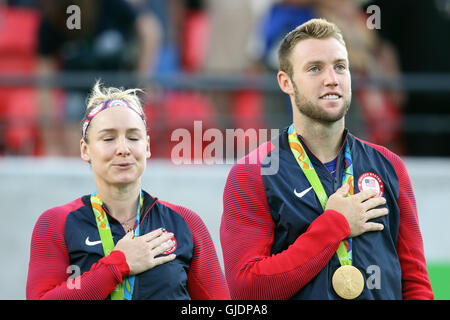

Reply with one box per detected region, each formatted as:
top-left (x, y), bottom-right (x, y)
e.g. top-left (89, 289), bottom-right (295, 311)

top-left (292, 81), bottom-right (351, 124)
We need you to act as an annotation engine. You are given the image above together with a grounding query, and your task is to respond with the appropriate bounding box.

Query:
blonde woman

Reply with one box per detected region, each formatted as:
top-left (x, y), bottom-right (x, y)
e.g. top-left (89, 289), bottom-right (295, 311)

top-left (27, 81), bottom-right (230, 300)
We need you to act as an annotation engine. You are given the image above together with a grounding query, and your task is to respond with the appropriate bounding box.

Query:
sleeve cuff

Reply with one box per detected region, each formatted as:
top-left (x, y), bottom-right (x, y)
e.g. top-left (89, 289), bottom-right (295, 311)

top-left (101, 250), bottom-right (130, 281)
top-left (321, 209), bottom-right (351, 239)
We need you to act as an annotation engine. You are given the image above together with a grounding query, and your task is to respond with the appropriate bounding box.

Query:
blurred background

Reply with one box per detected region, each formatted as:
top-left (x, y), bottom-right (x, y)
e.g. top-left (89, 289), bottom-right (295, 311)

top-left (0, 0), bottom-right (449, 299)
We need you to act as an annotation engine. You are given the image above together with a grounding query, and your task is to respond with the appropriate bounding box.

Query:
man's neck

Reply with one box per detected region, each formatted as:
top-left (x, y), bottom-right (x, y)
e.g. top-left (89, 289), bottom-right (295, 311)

top-left (293, 116), bottom-right (345, 163)
top-left (95, 181), bottom-right (141, 222)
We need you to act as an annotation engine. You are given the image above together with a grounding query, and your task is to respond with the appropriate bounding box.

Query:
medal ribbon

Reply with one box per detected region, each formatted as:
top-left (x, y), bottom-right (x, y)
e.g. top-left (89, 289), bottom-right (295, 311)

top-left (287, 124), bottom-right (353, 266)
top-left (90, 190), bottom-right (144, 300)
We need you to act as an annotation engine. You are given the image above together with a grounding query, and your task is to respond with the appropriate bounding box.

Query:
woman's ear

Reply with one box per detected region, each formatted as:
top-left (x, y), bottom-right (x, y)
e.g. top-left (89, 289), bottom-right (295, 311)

top-left (277, 71), bottom-right (294, 96)
top-left (80, 138), bottom-right (91, 163)
top-left (146, 135), bottom-right (151, 159)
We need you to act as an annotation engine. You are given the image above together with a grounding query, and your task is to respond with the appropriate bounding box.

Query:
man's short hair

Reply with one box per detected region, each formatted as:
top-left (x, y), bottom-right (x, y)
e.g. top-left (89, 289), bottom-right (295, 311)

top-left (278, 18), bottom-right (346, 77)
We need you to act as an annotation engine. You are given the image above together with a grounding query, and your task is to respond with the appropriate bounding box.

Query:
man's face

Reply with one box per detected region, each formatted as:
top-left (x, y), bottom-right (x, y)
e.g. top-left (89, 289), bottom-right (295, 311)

top-left (284, 37), bottom-right (352, 123)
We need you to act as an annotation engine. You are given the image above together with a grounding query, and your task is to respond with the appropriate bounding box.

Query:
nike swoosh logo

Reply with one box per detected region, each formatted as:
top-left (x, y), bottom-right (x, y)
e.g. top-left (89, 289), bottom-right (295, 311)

top-left (85, 237), bottom-right (102, 246)
top-left (294, 186), bottom-right (313, 198)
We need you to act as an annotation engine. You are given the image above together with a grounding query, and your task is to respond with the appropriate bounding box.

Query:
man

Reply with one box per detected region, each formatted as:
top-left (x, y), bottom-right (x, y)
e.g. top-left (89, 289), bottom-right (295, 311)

top-left (220, 18), bottom-right (433, 300)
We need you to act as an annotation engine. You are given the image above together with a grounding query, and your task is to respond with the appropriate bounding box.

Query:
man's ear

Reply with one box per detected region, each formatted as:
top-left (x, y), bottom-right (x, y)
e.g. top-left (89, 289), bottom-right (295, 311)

top-left (80, 138), bottom-right (91, 163)
top-left (277, 71), bottom-right (294, 96)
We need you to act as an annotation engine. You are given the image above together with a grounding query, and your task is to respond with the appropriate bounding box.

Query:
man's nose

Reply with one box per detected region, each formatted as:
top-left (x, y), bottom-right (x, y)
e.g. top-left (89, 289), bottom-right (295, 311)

top-left (324, 67), bottom-right (338, 87)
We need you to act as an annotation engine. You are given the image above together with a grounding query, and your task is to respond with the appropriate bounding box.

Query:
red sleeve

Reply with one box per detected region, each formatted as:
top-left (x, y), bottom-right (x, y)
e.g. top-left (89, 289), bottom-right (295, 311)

top-left (26, 200), bottom-right (130, 300)
top-left (369, 144), bottom-right (434, 300)
top-left (220, 145), bottom-right (351, 300)
top-left (158, 201), bottom-right (230, 300)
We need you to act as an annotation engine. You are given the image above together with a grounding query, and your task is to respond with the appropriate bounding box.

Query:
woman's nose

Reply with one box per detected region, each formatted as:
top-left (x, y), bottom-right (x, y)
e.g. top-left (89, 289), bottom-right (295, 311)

top-left (116, 136), bottom-right (131, 155)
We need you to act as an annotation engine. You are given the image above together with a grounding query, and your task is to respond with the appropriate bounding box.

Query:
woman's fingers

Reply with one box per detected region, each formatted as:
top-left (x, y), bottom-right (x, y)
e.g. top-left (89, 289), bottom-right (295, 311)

top-left (153, 254), bottom-right (177, 267)
top-left (363, 221), bottom-right (385, 233)
top-left (147, 232), bottom-right (174, 249)
top-left (139, 228), bottom-right (164, 242)
top-left (152, 239), bottom-right (176, 256)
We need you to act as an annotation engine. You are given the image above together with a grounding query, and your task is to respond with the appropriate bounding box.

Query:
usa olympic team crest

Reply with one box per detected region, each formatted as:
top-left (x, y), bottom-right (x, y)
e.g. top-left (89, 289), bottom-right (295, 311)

top-left (162, 231), bottom-right (177, 255)
top-left (357, 172), bottom-right (384, 197)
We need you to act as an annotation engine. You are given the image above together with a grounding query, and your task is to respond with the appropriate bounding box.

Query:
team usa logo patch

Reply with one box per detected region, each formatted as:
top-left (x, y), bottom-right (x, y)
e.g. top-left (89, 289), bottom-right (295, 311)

top-left (358, 172), bottom-right (384, 197)
top-left (163, 231), bottom-right (177, 255)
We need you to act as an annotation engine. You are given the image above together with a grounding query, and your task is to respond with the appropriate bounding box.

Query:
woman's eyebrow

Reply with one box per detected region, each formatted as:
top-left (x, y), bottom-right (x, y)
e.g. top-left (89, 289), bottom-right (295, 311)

top-left (97, 128), bottom-right (116, 134)
top-left (126, 128), bottom-right (142, 132)
top-left (97, 128), bottom-right (142, 134)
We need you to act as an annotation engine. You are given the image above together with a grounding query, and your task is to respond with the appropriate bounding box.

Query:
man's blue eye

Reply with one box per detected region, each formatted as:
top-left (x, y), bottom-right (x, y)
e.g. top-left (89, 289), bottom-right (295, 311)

top-left (309, 66), bottom-right (319, 72)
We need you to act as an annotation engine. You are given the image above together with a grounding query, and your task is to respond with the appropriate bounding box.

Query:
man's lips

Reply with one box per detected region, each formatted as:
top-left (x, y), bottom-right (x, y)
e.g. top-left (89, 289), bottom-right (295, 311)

top-left (320, 92), bottom-right (342, 100)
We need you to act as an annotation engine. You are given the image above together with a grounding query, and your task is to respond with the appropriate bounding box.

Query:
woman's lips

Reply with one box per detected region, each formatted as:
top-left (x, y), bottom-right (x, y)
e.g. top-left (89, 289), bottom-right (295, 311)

top-left (113, 163), bottom-right (133, 168)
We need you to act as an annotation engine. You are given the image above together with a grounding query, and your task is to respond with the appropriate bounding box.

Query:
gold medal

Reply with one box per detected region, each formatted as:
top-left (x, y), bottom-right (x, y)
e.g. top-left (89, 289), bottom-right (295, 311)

top-left (332, 265), bottom-right (364, 299)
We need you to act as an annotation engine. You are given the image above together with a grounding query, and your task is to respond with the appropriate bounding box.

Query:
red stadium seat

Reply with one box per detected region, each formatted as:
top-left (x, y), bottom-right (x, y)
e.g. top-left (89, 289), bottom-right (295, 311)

top-left (181, 10), bottom-right (210, 73)
top-left (356, 88), bottom-right (405, 155)
top-left (232, 89), bottom-right (265, 131)
top-left (143, 91), bottom-right (216, 160)
top-left (0, 7), bottom-right (41, 155)
top-left (3, 89), bottom-right (41, 155)
top-left (165, 91), bottom-right (215, 127)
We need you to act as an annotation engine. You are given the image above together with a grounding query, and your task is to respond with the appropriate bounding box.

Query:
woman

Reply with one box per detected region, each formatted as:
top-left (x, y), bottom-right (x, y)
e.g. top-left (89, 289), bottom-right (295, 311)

top-left (26, 82), bottom-right (230, 300)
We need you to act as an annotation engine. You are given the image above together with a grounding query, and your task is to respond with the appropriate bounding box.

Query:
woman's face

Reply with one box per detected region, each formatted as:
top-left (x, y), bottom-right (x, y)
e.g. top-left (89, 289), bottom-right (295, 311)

top-left (80, 106), bottom-right (150, 188)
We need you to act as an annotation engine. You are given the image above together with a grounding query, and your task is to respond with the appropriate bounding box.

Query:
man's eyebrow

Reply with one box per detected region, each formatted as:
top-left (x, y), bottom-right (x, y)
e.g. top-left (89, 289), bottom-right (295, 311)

top-left (304, 60), bottom-right (324, 66)
top-left (304, 58), bottom-right (348, 66)
top-left (333, 58), bottom-right (348, 64)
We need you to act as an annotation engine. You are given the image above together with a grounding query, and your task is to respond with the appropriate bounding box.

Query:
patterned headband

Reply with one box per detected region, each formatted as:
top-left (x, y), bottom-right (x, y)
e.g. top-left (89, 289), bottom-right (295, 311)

top-left (82, 98), bottom-right (146, 139)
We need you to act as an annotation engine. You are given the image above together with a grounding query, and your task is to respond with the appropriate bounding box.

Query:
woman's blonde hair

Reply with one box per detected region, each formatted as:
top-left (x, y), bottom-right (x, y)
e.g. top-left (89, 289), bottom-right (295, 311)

top-left (278, 18), bottom-right (346, 78)
top-left (82, 80), bottom-right (146, 141)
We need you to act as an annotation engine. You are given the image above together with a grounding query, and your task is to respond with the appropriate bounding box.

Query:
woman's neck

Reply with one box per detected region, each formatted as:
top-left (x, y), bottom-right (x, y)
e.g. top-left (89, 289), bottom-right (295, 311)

top-left (293, 116), bottom-right (345, 163)
top-left (96, 182), bottom-right (141, 222)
